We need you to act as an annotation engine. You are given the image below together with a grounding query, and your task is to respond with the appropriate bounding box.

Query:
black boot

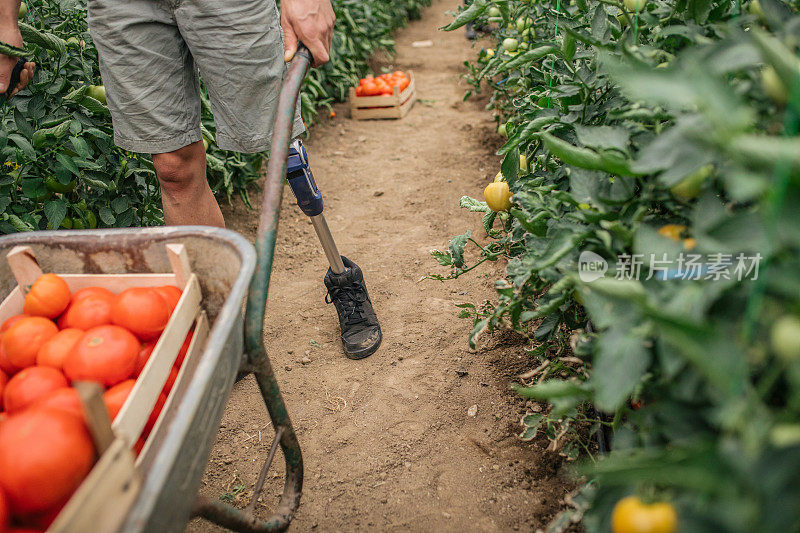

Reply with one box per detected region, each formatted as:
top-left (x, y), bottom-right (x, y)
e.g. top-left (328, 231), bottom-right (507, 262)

top-left (324, 256), bottom-right (382, 359)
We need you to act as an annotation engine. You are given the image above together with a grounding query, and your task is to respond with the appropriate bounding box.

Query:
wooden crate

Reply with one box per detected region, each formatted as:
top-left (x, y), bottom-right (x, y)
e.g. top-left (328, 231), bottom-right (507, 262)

top-left (0, 243), bottom-right (208, 533)
top-left (349, 71), bottom-right (416, 120)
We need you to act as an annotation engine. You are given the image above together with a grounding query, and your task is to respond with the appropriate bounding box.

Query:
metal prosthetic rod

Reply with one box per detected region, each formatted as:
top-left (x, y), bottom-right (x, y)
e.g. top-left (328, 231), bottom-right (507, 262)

top-left (286, 140), bottom-right (346, 274)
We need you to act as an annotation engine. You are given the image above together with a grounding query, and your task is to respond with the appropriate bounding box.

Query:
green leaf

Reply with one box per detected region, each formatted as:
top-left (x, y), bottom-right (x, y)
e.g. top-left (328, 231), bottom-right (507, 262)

top-left (43, 199), bottom-right (67, 230)
top-left (55, 152), bottom-right (80, 176)
top-left (440, 0), bottom-right (488, 31)
top-left (459, 196), bottom-right (490, 213)
top-left (593, 328), bottom-right (650, 412)
top-left (449, 230), bottom-right (471, 268)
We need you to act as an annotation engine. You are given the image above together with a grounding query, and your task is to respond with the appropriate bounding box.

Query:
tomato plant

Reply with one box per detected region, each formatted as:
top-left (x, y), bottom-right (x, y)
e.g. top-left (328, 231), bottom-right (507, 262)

top-left (439, 0), bottom-right (800, 530)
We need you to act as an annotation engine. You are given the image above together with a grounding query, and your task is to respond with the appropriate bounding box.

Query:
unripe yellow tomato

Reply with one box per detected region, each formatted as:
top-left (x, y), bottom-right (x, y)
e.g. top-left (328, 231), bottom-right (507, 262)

top-left (484, 182), bottom-right (513, 212)
top-left (657, 224), bottom-right (686, 242)
top-left (611, 496), bottom-right (678, 533)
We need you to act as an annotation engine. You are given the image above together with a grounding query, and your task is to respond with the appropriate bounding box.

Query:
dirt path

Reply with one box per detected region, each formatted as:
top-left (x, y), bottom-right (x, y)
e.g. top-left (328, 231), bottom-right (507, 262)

top-left (188, 1), bottom-right (572, 530)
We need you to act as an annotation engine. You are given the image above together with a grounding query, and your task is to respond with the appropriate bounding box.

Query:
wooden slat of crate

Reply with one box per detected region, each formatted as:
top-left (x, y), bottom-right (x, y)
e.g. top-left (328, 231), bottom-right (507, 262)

top-left (136, 310), bottom-right (210, 468)
top-left (48, 438), bottom-right (141, 533)
top-left (113, 273), bottom-right (201, 445)
top-left (349, 71), bottom-right (416, 120)
top-left (351, 94), bottom-right (416, 120)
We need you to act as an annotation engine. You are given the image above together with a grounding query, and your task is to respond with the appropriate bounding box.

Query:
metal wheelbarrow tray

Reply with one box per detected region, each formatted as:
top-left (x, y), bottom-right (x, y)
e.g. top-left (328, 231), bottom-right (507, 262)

top-left (0, 46), bottom-right (314, 533)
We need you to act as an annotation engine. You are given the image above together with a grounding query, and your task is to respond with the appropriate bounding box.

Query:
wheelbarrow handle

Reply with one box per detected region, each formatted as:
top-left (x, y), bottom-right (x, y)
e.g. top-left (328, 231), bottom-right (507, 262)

top-left (201, 39), bottom-right (312, 533)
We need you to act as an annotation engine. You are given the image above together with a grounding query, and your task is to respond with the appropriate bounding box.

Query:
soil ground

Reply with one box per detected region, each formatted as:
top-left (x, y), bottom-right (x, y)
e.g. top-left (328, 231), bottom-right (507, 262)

top-left (187, 1), bottom-right (574, 530)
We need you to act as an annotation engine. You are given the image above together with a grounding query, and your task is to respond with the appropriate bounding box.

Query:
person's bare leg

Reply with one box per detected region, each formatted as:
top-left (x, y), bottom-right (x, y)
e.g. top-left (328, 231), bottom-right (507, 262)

top-left (152, 141), bottom-right (224, 227)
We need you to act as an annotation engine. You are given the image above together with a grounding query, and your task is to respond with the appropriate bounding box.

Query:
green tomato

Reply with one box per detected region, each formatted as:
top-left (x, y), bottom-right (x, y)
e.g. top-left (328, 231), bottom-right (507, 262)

top-left (18, 2), bottom-right (27, 19)
top-left (485, 48), bottom-right (495, 58)
top-left (88, 85), bottom-right (107, 104)
top-left (623, 0), bottom-right (647, 11)
top-left (66, 36), bottom-right (82, 48)
top-left (488, 6), bottom-right (501, 17)
top-left (762, 66), bottom-right (788, 105)
top-left (71, 218), bottom-right (84, 230)
top-left (518, 41), bottom-right (529, 50)
top-left (502, 38), bottom-right (519, 52)
top-left (497, 123), bottom-right (508, 137)
top-left (670, 164), bottom-right (713, 200)
top-left (771, 316), bottom-right (800, 362)
top-left (45, 176), bottom-right (77, 194)
top-left (515, 17), bottom-right (530, 32)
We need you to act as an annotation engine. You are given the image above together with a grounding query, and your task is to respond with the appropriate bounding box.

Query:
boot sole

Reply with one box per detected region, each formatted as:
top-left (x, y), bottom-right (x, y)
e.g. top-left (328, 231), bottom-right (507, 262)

top-left (343, 328), bottom-right (383, 360)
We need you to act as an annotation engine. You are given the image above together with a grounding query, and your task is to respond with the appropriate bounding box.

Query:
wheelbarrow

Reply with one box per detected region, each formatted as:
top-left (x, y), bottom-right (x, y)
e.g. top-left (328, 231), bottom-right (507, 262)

top-left (0, 47), bottom-right (315, 532)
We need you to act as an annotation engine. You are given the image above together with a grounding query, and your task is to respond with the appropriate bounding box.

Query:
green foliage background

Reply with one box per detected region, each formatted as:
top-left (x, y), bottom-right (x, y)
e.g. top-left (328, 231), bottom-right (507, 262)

top-left (0, 0), bottom-right (430, 231)
top-left (438, 0), bottom-right (800, 530)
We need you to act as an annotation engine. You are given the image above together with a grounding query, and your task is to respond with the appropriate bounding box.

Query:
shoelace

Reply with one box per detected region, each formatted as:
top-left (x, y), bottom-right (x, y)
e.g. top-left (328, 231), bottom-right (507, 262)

top-left (325, 284), bottom-right (369, 327)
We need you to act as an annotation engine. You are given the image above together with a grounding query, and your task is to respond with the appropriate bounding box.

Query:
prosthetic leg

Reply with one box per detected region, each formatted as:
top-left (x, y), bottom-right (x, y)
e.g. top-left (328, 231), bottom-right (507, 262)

top-left (286, 140), bottom-right (382, 359)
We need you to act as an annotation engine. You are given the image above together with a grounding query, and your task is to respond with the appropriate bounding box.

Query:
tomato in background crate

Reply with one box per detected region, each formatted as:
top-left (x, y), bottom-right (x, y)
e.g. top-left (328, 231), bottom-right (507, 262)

top-left (0, 408), bottom-right (94, 515)
top-left (58, 287), bottom-right (114, 330)
top-left (63, 325), bottom-right (139, 387)
top-left (23, 274), bottom-right (71, 319)
top-left (3, 368), bottom-right (68, 414)
top-left (134, 341), bottom-right (156, 377)
top-left (0, 315), bottom-right (27, 334)
top-left (36, 328), bottom-right (84, 371)
top-left (152, 285), bottom-right (182, 315)
top-left (32, 388), bottom-right (84, 421)
top-left (2, 318), bottom-right (58, 369)
top-left (103, 379), bottom-right (135, 421)
top-left (111, 288), bottom-right (170, 341)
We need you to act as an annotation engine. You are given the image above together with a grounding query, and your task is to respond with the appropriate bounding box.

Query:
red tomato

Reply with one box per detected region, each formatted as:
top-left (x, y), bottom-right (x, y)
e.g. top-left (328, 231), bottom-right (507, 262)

top-left (57, 288), bottom-right (114, 331)
top-left (133, 437), bottom-right (146, 456)
top-left (2, 317), bottom-right (58, 370)
top-left (0, 488), bottom-right (8, 533)
top-left (152, 286), bottom-right (182, 315)
top-left (32, 388), bottom-right (84, 421)
top-left (0, 370), bottom-right (7, 411)
top-left (3, 367), bottom-right (68, 414)
top-left (111, 288), bottom-right (170, 341)
top-left (35, 329), bottom-right (84, 371)
top-left (70, 287), bottom-right (114, 304)
top-left (0, 341), bottom-right (17, 377)
top-left (143, 392), bottom-right (167, 436)
top-left (173, 330), bottom-right (194, 370)
top-left (23, 274), bottom-right (71, 319)
top-left (133, 341), bottom-right (156, 377)
top-left (63, 326), bottom-right (139, 387)
top-left (103, 380), bottom-right (135, 421)
top-left (0, 315), bottom-right (28, 334)
top-left (0, 408), bottom-right (94, 515)
top-left (163, 367), bottom-right (179, 395)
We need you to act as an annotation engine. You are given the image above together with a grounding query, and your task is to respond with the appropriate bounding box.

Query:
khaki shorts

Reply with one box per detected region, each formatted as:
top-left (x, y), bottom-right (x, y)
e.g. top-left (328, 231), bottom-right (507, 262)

top-left (87, 0), bottom-right (305, 154)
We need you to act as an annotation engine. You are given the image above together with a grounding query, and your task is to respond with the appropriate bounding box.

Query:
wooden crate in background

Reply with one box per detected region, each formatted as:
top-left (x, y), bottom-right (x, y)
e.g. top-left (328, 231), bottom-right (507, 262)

top-left (349, 71), bottom-right (416, 120)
